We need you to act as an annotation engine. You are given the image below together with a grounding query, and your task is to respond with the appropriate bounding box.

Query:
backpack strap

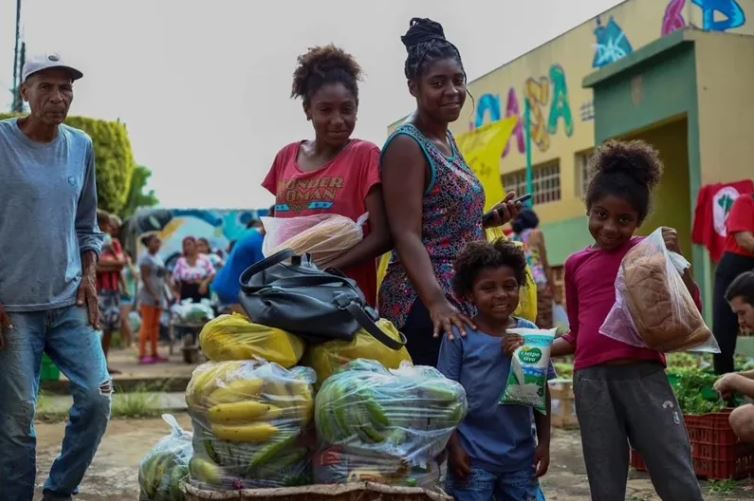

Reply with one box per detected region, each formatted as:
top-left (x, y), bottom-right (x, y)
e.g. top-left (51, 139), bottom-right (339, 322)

top-left (239, 249), bottom-right (297, 292)
top-left (344, 302), bottom-right (407, 351)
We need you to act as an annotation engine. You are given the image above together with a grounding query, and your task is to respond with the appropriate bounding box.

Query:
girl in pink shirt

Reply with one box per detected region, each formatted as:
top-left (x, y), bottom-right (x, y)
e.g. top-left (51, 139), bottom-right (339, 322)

top-left (509, 141), bottom-right (703, 500)
top-left (262, 46), bottom-right (390, 306)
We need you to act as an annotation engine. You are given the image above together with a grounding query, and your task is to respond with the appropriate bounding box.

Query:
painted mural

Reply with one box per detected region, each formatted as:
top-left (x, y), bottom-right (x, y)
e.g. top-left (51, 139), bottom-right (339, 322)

top-left (123, 208), bottom-right (267, 267)
top-left (663, 0), bottom-right (688, 35)
top-left (592, 16), bottom-right (634, 68)
top-left (475, 65), bottom-right (574, 155)
top-left (692, 0), bottom-right (747, 32)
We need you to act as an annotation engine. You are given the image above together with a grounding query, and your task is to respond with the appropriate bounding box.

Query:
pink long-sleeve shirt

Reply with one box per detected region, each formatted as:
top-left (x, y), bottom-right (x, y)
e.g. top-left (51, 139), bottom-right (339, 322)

top-left (562, 237), bottom-right (702, 372)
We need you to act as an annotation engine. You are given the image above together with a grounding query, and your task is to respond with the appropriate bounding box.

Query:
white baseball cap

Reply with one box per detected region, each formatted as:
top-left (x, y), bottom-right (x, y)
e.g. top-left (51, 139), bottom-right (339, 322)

top-left (22, 52), bottom-right (83, 82)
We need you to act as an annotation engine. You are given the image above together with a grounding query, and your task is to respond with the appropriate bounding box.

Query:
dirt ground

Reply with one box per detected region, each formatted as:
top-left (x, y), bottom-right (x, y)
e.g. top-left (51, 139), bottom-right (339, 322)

top-left (32, 414), bottom-right (754, 500)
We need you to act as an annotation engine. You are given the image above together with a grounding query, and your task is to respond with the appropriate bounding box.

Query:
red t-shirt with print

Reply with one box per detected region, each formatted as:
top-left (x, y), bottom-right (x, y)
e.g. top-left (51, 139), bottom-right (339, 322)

top-left (262, 139), bottom-right (381, 305)
top-left (725, 194), bottom-right (754, 257)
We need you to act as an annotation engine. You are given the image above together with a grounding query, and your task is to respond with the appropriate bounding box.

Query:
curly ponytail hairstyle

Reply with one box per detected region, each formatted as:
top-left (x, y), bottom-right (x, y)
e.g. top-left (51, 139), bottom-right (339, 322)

top-left (586, 140), bottom-right (664, 222)
top-left (291, 45), bottom-right (362, 107)
top-left (401, 18), bottom-right (464, 80)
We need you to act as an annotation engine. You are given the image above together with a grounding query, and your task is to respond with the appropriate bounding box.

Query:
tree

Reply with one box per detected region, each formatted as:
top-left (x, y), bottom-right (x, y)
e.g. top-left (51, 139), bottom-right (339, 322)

top-left (121, 165), bottom-right (159, 218)
top-left (0, 113), bottom-right (136, 214)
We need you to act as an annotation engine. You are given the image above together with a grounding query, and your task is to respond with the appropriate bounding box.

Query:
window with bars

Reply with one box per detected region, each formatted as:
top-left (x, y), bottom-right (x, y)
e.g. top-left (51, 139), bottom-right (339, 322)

top-left (502, 161), bottom-right (561, 205)
top-left (575, 149), bottom-right (594, 198)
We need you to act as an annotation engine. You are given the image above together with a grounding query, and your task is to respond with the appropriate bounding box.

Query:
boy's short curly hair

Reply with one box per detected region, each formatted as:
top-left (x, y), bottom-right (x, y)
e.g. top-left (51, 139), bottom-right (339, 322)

top-left (453, 239), bottom-right (527, 298)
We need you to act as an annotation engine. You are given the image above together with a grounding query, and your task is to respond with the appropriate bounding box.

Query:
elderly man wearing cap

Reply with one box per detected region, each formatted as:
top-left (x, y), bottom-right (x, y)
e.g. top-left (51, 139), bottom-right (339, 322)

top-left (0, 53), bottom-right (110, 501)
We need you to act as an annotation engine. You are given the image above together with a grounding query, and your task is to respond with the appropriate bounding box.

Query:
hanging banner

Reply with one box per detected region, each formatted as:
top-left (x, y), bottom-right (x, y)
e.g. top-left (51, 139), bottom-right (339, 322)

top-left (456, 117), bottom-right (518, 212)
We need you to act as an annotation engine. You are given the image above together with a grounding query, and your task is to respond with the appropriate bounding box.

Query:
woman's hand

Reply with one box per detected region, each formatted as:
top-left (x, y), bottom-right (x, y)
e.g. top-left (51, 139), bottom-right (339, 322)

top-left (503, 333), bottom-right (524, 357)
top-left (483, 192), bottom-right (524, 227)
top-left (429, 299), bottom-right (476, 340)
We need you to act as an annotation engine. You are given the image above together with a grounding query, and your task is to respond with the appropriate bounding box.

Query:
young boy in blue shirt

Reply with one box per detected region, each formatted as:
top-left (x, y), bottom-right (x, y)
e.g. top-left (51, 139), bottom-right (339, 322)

top-left (438, 239), bottom-right (553, 501)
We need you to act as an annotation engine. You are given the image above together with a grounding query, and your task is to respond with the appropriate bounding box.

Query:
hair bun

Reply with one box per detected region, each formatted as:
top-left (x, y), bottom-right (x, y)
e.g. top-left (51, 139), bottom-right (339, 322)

top-left (401, 18), bottom-right (446, 50)
top-left (591, 139), bottom-right (662, 189)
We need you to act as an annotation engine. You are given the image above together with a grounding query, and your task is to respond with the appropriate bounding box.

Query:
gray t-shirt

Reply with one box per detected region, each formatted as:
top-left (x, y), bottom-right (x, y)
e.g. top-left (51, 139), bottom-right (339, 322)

top-left (138, 253), bottom-right (167, 308)
top-left (0, 118), bottom-right (103, 311)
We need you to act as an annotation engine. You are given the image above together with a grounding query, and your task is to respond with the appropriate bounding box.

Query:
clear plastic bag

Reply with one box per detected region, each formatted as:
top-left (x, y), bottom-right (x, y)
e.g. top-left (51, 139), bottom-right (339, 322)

top-left (303, 318), bottom-right (412, 388)
top-left (171, 299), bottom-right (215, 324)
top-left (138, 414), bottom-right (192, 501)
top-left (501, 328), bottom-right (556, 414)
top-left (186, 360), bottom-right (316, 489)
top-left (262, 213), bottom-right (368, 267)
top-left (600, 228), bottom-right (719, 353)
top-left (313, 359), bottom-right (466, 489)
top-left (199, 313), bottom-right (305, 368)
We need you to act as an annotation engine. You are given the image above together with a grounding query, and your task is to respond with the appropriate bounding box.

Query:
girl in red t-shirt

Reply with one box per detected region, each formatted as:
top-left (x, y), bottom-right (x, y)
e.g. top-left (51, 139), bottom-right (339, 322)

top-left (262, 46), bottom-right (389, 305)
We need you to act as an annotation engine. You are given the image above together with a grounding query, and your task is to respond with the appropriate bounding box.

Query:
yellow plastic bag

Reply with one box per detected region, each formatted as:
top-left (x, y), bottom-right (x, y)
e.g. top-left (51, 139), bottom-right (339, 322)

top-left (486, 227), bottom-right (538, 323)
top-left (304, 318), bottom-right (412, 387)
top-left (199, 313), bottom-right (305, 368)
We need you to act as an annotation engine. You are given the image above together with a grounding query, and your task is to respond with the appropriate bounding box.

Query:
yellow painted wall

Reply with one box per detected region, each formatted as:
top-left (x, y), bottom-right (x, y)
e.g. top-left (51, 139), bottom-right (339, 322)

top-left (694, 31), bottom-right (754, 185)
top-left (446, 0), bottom-right (702, 224)
top-left (386, 0), bottom-right (754, 227)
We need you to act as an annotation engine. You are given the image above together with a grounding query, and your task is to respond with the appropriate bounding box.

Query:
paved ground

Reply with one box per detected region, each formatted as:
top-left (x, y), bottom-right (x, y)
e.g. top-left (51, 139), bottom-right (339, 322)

top-left (32, 414), bottom-right (754, 500)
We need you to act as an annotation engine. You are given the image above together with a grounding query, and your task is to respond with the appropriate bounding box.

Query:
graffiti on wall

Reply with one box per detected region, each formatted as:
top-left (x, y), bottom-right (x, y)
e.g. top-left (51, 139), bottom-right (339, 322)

top-left (663, 0), bottom-right (688, 35)
top-left (547, 65), bottom-right (574, 137)
top-left (125, 208), bottom-right (264, 264)
top-left (692, 0), bottom-right (746, 32)
top-left (475, 94), bottom-right (502, 128)
top-left (475, 64), bottom-right (574, 155)
top-left (503, 88), bottom-right (526, 156)
top-left (525, 76), bottom-right (551, 151)
top-left (593, 16), bottom-right (634, 68)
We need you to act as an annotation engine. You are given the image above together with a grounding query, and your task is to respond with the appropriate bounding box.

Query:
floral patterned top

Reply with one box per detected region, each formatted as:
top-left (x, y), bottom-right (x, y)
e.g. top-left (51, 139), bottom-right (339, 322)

top-left (378, 123), bottom-right (485, 327)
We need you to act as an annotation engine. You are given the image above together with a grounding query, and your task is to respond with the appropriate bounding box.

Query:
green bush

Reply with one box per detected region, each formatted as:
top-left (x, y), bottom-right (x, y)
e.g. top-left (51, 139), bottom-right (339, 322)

top-left (0, 112), bottom-right (136, 214)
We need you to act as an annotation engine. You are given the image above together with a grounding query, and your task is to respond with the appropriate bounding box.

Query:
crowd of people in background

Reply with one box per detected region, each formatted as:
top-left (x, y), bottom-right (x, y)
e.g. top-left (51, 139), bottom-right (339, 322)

top-left (92, 207), bottom-right (269, 368)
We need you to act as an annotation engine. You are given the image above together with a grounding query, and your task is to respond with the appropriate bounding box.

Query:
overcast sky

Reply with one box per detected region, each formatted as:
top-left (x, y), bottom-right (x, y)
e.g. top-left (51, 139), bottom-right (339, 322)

top-left (1, 0), bottom-right (623, 209)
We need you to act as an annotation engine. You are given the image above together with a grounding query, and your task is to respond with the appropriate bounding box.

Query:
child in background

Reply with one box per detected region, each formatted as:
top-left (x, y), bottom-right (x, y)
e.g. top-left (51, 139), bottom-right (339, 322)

top-left (507, 140), bottom-right (703, 500)
top-left (438, 239), bottom-right (552, 501)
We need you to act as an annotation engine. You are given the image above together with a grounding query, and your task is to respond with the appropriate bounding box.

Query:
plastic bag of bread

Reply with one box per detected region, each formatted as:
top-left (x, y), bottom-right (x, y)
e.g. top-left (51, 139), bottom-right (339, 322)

top-left (599, 228), bottom-right (719, 353)
top-left (262, 214), bottom-right (368, 268)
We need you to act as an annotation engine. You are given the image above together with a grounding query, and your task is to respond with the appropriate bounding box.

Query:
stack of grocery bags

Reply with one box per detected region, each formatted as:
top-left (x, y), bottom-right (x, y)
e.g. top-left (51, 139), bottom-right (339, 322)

top-left (137, 249), bottom-right (471, 499)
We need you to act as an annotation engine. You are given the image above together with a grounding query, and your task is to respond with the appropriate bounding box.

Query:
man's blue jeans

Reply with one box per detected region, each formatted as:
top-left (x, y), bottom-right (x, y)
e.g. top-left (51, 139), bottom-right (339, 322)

top-left (0, 305), bottom-right (111, 500)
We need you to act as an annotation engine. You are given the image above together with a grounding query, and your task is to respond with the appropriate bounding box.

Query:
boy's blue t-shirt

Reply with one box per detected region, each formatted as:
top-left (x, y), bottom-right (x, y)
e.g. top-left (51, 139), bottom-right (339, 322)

top-left (437, 318), bottom-right (556, 473)
top-left (211, 229), bottom-right (265, 304)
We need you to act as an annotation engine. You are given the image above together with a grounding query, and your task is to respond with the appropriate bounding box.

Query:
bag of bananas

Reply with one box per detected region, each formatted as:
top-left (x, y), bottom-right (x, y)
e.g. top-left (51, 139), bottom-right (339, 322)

top-left (303, 318), bottom-right (412, 388)
top-left (186, 360), bottom-right (316, 489)
top-left (199, 313), bottom-right (305, 368)
top-left (313, 359), bottom-right (467, 489)
top-left (138, 414), bottom-right (192, 501)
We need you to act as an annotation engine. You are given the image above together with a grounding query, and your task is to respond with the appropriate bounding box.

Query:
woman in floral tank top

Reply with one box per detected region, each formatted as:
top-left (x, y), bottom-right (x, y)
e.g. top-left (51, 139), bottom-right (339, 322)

top-left (380, 18), bottom-right (521, 367)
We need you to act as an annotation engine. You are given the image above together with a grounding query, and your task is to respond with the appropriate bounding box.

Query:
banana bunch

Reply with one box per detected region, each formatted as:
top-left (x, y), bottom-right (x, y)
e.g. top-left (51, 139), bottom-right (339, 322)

top-left (139, 450), bottom-right (190, 501)
top-left (138, 415), bottom-right (192, 501)
top-left (199, 313), bottom-right (305, 368)
top-left (314, 359), bottom-right (466, 488)
top-left (186, 360), bottom-right (315, 489)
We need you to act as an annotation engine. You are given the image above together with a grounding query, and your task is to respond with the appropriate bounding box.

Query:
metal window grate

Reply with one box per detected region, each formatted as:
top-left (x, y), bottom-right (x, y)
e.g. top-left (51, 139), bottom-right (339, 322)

top-left (502, 161), bottom-right (561, 205)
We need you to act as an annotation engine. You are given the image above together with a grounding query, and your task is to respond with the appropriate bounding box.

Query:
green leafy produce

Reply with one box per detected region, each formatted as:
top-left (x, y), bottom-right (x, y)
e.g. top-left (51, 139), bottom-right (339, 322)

top-left (668, 368), bottom-right (726, 415)
top-left (314, 359), bottom-right (466, 489)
